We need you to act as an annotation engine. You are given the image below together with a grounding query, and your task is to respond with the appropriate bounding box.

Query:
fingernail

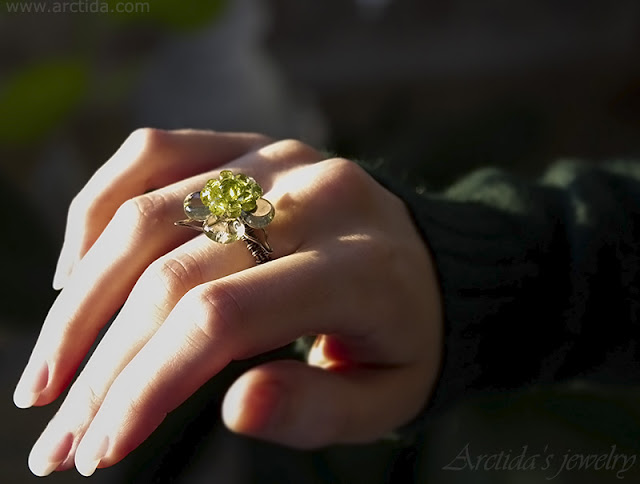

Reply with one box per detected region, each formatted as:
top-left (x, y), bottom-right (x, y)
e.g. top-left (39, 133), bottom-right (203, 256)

top-left (52, 261), bottom-right (71, 290)
top-left (52, 273), bottom-right (66, 291)
top-left (28, 431), bottom-right (74, 477)
top-left (77, 435), bottom-right (109, 477)
top-left (14, 361), bottom-right (49, 409)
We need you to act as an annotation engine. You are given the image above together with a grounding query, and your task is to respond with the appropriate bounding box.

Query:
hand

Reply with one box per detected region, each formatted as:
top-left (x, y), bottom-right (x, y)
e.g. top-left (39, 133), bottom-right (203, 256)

top-left (13, 129), bottom-right (443, 477)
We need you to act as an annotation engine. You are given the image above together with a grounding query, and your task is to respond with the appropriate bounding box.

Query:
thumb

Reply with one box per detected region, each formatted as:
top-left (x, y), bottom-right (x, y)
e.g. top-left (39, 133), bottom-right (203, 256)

top-left (221, 359), bottom-right (429, 449)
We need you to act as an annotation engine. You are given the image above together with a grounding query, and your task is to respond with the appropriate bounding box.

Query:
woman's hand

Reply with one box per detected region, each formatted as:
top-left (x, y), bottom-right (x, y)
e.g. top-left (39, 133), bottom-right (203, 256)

top-left (13, 129), bottom-right (443, 477)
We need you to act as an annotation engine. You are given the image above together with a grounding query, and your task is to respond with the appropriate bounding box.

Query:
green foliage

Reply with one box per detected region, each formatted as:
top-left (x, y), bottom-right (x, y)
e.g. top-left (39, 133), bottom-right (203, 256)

top-left (0, 59), bottom-right (89, 145)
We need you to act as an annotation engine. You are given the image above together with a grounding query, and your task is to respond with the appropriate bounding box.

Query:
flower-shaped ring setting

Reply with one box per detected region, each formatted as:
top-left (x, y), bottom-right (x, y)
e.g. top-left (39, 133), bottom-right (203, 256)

top-left (175, 170), bottom-right (275, 264)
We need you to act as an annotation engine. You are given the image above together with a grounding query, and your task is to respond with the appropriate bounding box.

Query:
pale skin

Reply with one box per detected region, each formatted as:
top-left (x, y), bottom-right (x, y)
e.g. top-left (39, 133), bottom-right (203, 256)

top-left (13, 129), bottom-right (443, 477)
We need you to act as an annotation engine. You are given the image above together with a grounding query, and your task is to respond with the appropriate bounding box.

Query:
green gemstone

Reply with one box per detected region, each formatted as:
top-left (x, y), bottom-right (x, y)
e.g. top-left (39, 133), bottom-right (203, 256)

top-left (200, 171), bottom-right (263, 220)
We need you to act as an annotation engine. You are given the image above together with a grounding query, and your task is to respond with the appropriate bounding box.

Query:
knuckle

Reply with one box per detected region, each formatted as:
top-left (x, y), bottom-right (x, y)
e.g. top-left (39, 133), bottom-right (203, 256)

top-left (279, 138), bottom-right (317, 155)
top-left (182, 283), bottom-right (243, 347)
top-left (315, 158), bottom-right (374, 210)
top-left (113, 192), bottom-right (168, 233)
top-left (122, 127), bottom-right (168, 161)
top-left (327, 157), bottom-right (369, 188)
top-left (109, 128), bottom-right (169, 173)
top-left (260, 138), bottom-right (323, 164)
top-left (149, 253), bottom-right (203, 297)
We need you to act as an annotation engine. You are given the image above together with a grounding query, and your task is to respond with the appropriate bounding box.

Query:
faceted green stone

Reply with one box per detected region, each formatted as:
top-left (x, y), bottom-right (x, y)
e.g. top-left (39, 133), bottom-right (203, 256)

top-left (200, 171), bottom-right (263, 220)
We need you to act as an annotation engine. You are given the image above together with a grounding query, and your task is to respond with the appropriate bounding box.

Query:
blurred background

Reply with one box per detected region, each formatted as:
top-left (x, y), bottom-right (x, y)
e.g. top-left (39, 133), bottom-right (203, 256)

top-left (1, 0), bottom-right (640, 482)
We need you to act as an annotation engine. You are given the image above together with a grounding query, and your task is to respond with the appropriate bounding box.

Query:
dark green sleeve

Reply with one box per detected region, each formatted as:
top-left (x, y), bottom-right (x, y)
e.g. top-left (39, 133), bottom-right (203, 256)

top-left (369, 160), bottom-right (640, 418)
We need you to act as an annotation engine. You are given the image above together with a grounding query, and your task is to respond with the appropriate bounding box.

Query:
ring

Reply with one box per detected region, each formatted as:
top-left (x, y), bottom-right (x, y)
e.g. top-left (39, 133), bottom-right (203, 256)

top-left (174, 170), bottom-right (275, 264)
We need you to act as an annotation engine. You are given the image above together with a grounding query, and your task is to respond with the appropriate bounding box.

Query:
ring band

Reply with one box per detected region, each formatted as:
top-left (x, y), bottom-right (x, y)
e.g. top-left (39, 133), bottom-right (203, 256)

top-left (175, 170), bottom-right (275, 264)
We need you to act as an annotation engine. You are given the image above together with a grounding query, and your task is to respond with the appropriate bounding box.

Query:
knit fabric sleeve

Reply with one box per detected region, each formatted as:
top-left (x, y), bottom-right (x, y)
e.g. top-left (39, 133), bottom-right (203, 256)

top-left (367, 160), bottom-right (640, 419)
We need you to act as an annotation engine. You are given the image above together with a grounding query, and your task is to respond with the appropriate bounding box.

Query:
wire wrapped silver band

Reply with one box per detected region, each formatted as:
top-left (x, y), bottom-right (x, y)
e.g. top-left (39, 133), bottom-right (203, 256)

top-left (242, 226), bottom-right (272, 264)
